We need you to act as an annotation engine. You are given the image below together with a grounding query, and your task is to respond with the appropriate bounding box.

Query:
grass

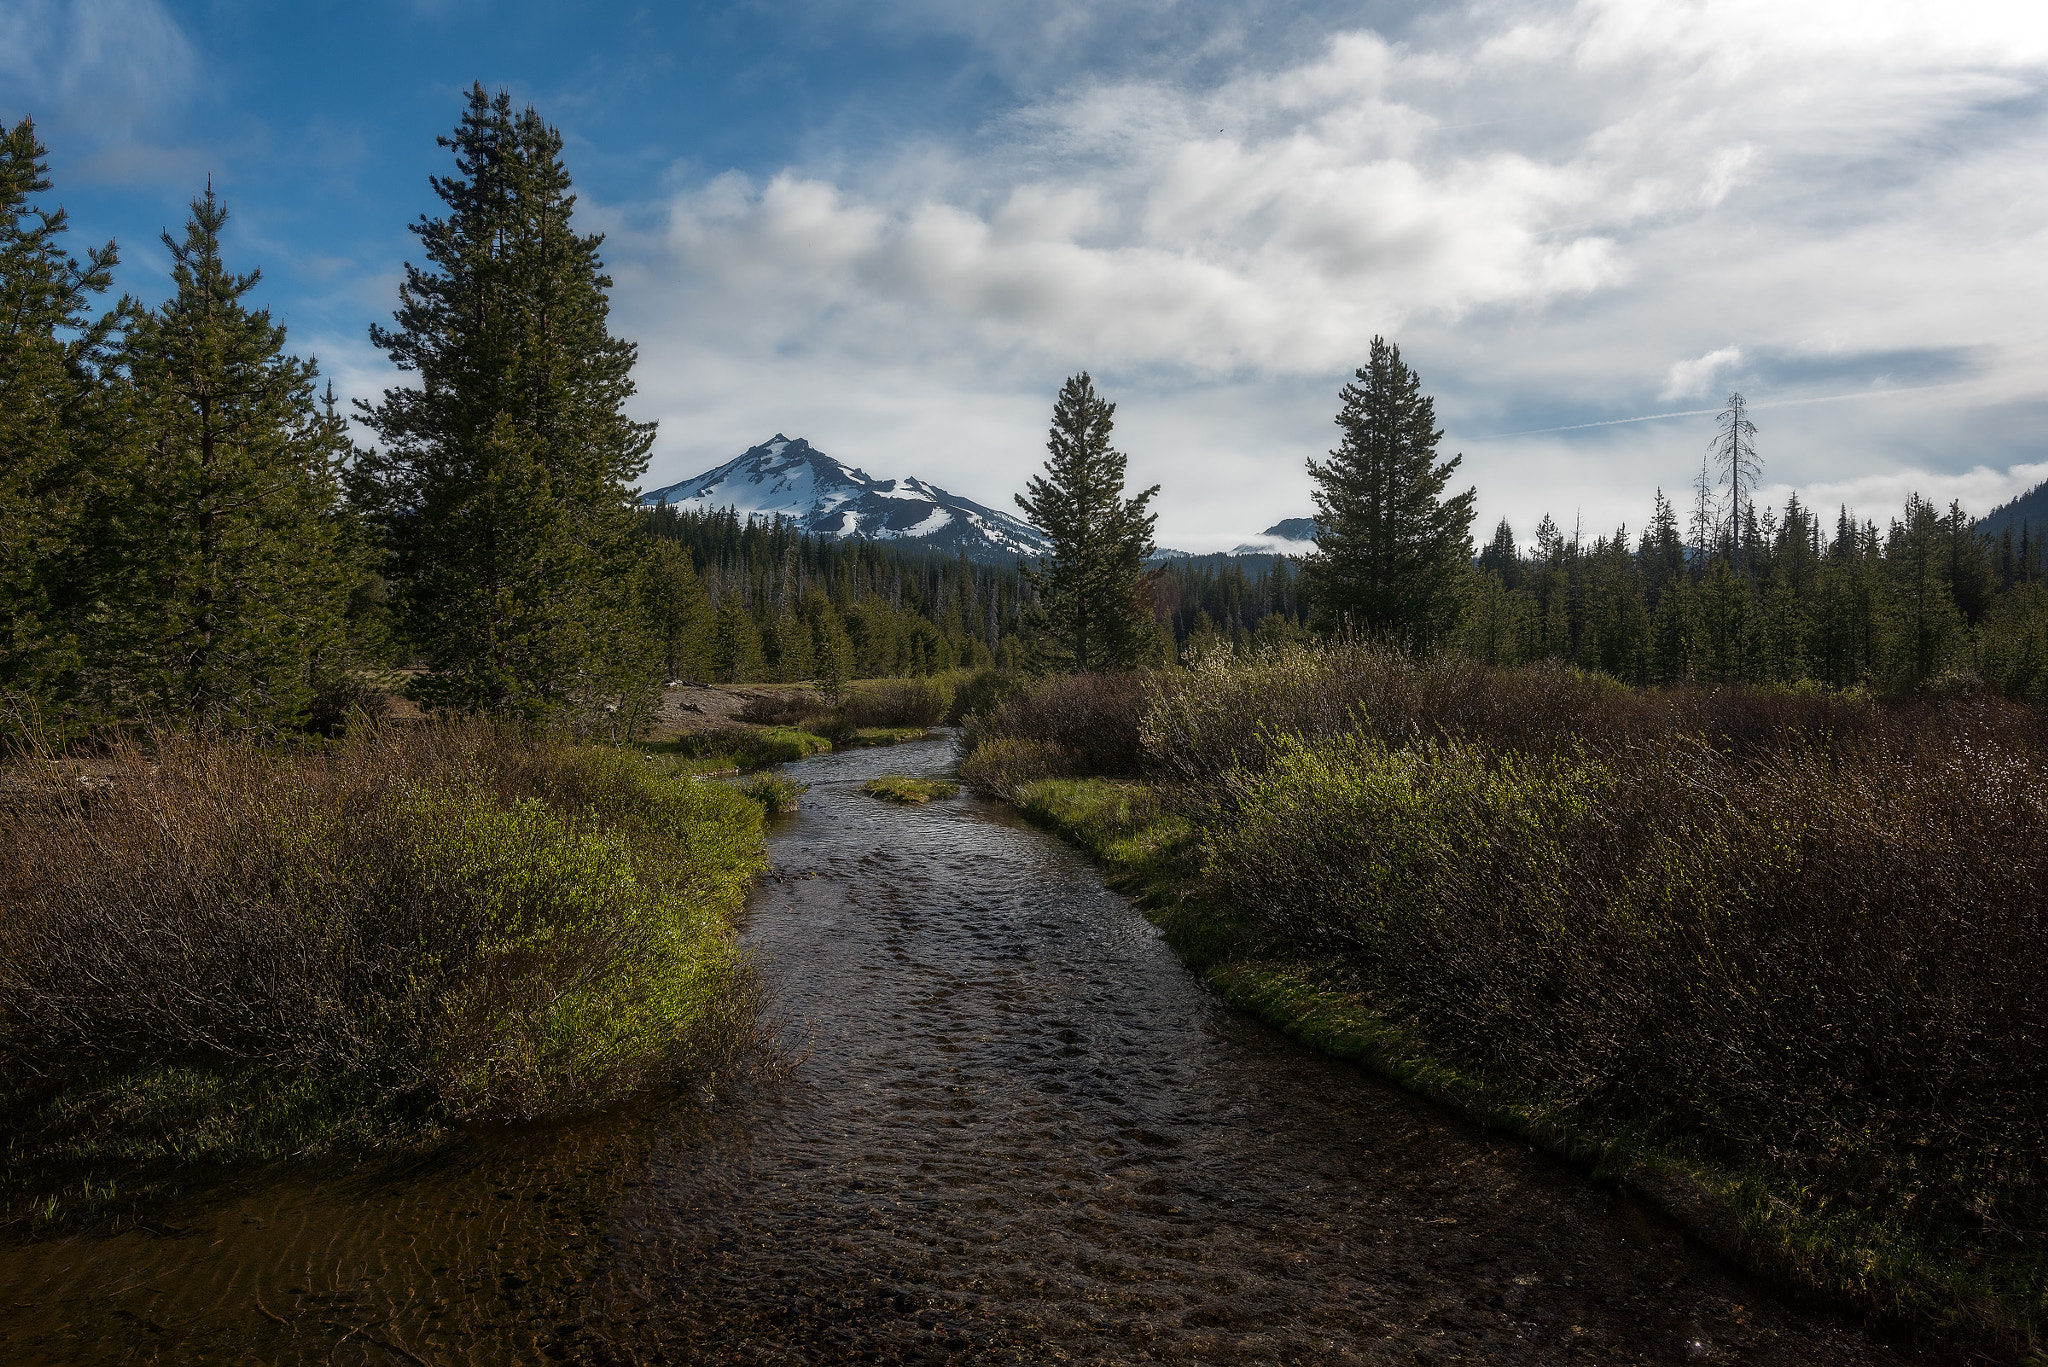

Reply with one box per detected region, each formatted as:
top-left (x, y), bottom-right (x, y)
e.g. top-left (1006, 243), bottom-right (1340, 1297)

top-left (863, 776), bottom-right (960, 805)
top-left (840, 725), bottom-right (929, 747)
top-left (640, 724), bottom-right (832, 774)
top-left (0, 721), bottom-right (768, 1224)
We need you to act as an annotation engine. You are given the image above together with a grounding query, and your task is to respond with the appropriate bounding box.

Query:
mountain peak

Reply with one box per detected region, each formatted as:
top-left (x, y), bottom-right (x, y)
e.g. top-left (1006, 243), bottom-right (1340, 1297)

top-left (640, 436), bottom-right (1048, 562)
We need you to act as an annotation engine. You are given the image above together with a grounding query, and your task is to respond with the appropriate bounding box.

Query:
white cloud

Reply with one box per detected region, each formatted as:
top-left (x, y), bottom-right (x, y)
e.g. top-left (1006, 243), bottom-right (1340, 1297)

top-left (594, 0), bottom-right (2048, 546)
top-left (1660, 346), bottom-right (1743, 402)
top-left (0, 0), bottom-right (196, 123)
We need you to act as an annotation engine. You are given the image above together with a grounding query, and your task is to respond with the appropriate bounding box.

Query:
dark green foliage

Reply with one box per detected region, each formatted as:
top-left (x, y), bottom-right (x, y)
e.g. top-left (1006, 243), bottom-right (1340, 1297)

top-left (352, 86), bottom-right (655, 725)
top-left (640, 537), bottom-right (714, 683)
top-left (1015, 373), bottom-right (1162, 671)
top-left (640, 505), bottom-right (1023, 680)
top-left (93, 188), bottom-right (356, 731)
top-left (711, 592), bottom-right (767, 683)
top-left (1302, 337), bottom-right (1476, 649)
top-left (1460, 485), bottom-right (2048, 703)
top-left (0, 118), bottom-right (125, 733)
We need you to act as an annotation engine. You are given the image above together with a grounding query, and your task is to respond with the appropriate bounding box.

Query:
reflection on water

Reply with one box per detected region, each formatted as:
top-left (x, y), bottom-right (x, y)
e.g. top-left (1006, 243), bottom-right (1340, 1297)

top-left (1, 736), bottom-right (1922, 1364)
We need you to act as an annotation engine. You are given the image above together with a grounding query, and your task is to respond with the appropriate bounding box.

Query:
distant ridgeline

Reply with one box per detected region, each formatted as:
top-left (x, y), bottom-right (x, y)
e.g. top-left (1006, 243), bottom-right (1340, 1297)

top-left (1978, 477), bottom-right (2048, 547)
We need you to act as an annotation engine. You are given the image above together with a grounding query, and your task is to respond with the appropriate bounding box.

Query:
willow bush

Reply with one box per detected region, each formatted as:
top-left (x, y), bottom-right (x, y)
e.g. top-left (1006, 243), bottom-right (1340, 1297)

top-left (0, 721), bottom-right (764, 1171)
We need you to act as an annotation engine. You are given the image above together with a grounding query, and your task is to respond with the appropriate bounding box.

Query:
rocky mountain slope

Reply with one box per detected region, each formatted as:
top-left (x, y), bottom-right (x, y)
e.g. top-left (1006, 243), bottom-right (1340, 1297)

top-left (639, 436), bottom-right (1050, 562)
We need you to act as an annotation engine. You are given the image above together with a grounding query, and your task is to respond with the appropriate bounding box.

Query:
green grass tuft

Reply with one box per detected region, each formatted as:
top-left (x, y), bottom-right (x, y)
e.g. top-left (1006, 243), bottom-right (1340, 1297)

top-left (740, 771), bottom-right (807, 815)
top-left (862, 776), bottom-right (960, 805)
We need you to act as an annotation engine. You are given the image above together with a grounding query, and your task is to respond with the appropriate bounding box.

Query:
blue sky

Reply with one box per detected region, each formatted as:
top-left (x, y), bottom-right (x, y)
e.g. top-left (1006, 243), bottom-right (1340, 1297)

top-left (7, 0), bottom-right (2048, 551)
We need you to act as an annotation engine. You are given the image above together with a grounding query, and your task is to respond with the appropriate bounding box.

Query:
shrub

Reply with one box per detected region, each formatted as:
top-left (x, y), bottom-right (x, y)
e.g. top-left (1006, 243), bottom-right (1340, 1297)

top-left (740, 771), bottom-right (807, 815)
top-left (946, 668), bottom-right (1029, 725)
top-left (0, 721), bottom-right (766, 1174)
top-left (835, 678), bottom-right (949, 731)
top-left (1205, 721), bottom-right (2048, 1280)
top-left (957, 735), bottom-right (1070, 799)
top-left (736, 690), bottom-right (827, 728)
top-left (1144, 639), bottom-right (2046, 794)
top-left (961, 671), bottom-right (1151, 775)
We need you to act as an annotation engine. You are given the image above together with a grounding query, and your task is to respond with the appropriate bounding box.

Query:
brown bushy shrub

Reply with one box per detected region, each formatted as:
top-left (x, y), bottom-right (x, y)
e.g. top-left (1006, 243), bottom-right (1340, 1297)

top-left (1208, 723), bottom-right (2048, 1274)
top-left (961, 671), bottom-right (1151, 775)
top-left (1144, 640), bottom-right (2046, 794)
top-left (946, 668), bottom-right (1029, 725)
top-left (836, 678), bottom-right (949, 730)
top-left (736, 690), bottom-right (826, 727)
top-left (957, 735), bottom-right (1071, 799)
top-left (0, 722), bottom-right (764, 1154)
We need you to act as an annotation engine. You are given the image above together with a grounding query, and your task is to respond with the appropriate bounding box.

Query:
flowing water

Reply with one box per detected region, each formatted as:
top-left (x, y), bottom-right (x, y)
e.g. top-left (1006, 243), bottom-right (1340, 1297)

top-left (0, 735), bottom-right (1932, 1364)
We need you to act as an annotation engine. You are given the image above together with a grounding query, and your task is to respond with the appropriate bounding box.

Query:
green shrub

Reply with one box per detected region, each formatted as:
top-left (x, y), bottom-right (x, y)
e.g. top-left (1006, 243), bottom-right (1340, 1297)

top-left (0, 722), bottom-right (766, 1185)
top-left (745, 725), bottom-right (833, 764)
top-left (740, 771), bottom-right (807, 815)
top-left (1205, 722), bottom-right (2048, 1306)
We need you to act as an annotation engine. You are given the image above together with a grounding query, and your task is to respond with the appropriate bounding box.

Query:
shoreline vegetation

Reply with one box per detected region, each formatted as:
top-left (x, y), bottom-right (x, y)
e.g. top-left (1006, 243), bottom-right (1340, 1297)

top-left (0, 675), bottom-right (960, 1224)
top-left (0, 673), bottom-right (973, 1224)
top-left (957, 647), bottom-right (2048, 1358)
top-left (0, 720), bottom-right (765, 1225)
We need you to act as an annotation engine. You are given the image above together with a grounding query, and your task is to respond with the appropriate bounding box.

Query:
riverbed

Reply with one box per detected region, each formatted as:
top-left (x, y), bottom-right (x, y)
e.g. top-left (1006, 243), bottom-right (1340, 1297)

top-left (0, 735), bottom-right (1927, 1364)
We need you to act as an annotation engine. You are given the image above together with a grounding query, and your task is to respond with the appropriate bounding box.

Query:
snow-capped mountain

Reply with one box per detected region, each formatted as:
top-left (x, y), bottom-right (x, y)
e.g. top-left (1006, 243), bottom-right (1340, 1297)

top-left (639, 436), bottom-right (1050, 562)
top-left (1231, 518), bottom-right (1320, 556)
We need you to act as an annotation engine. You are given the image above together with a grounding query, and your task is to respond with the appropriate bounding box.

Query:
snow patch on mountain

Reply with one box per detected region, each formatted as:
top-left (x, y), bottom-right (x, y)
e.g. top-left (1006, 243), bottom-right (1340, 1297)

top-left (639, 435), bottom-right (1050, 562)
top-left (1231, 517), bottom-right (1319, 557)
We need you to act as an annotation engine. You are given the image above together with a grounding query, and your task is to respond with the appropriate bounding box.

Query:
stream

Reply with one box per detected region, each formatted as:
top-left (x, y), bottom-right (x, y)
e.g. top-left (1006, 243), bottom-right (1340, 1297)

top-left (0, 734), bottom-right (1929, 1364)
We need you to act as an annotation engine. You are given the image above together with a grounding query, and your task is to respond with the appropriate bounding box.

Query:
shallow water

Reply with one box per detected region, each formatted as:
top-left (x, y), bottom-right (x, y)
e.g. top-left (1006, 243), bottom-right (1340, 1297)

top-left (0, 735), bottom-right (1929, 1364)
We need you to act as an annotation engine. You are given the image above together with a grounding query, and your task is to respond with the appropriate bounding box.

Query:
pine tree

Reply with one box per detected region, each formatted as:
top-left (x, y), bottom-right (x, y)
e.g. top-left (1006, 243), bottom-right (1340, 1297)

top-left (639, 537), bottom-right (712, 682)
top-left (1301, 337), bottom-right (1476, 650)
top-left (352, 85), bottom-right (656, 724)
top-left (711, 591), bottom-right (765, 682)
top-left (0, 118), bottom-right (125, 732)
top-left (1015, 372), bottom-right (1160, 671)
top-left (96, 187), bottom-right (354, 730)
top-left (802, 589), bottom-right (855, 704)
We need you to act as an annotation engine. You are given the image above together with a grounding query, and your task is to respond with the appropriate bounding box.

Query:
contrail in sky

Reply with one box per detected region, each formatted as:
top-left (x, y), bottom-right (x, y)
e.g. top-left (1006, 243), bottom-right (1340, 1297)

top-left (1467, 381), bottom-right (1975, 440)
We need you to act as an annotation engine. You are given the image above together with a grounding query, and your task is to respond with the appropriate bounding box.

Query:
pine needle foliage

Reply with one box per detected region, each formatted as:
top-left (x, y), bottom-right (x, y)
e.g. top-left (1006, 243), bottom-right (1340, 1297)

top-left (0, 118), bottom-right (126, 733)
top-left (1302, 337), bottom-right (1476, 651)
top-left (1016, 372), bottom-right (1160, 672)
top-left (98, 187), bottom-right (355, 731)
top-left (353, 85), bottom-right (656, 726)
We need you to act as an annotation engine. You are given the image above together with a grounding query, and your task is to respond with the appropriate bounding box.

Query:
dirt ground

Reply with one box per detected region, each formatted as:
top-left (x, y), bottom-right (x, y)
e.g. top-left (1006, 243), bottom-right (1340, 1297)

top-left (653, 681), bottom-right (822, 737)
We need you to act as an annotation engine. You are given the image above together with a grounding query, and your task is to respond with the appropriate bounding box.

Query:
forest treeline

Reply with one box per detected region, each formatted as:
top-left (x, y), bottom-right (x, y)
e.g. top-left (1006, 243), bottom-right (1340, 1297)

top-left (1454, 490), bottom-right (2048, 703)
top-left (9, 88), bottom-right (2047, 744)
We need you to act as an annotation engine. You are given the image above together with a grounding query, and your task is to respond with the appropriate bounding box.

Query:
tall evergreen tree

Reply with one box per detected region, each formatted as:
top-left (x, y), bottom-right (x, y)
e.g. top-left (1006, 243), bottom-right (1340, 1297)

top-left (352, 85), bottom-right (656, 723)
top-left (0, 118), bottom-right (125, 731)
top-left (1302, 337), bottom-right (1476, 650)
top-left (97, 187), bottom-right (354, 729)
top-left (638, 536), bottom-right (712, 682)
top-left (1015, 372), bottom-right (1160, 671)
